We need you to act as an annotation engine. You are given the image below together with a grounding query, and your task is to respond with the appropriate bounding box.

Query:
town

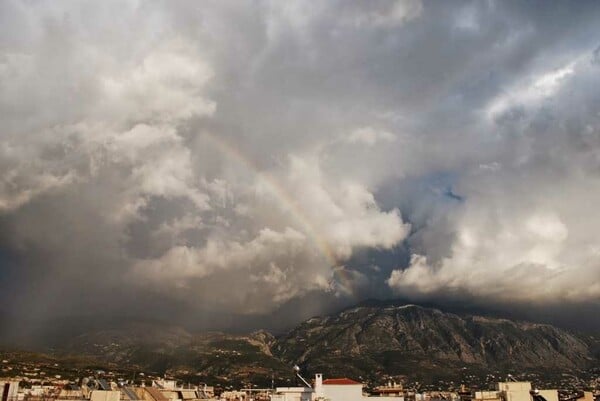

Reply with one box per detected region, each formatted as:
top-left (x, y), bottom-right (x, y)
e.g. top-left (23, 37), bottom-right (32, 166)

top-left (1, 358), bottom-right (598, 401)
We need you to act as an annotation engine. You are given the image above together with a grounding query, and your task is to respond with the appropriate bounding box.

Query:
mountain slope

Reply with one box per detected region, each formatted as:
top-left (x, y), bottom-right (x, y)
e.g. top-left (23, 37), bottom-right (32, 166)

top-left (7, 304), bottom-right (597, 385)
top-left (58, 324), bottom-right (292, 386)
top-left (273, 304), bottom-right (595, 378)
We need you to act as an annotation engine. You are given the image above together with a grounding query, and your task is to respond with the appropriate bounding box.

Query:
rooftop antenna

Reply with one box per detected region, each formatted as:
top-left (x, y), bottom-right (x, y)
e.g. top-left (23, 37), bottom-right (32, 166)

top-left (293, 365), bottom-right (312, 388)
top-left (507, 374), bottom-right (517, 382)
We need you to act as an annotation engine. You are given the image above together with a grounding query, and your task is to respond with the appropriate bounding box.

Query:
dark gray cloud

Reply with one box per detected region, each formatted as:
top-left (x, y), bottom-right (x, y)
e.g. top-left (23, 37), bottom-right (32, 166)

top-left (1, 0), bottom-right (600, 336)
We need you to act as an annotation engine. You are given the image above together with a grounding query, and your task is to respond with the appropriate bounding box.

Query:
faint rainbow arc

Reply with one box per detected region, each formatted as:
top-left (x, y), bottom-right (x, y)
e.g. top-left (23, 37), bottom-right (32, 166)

top-left (200, 132), bottom-right (339, 269)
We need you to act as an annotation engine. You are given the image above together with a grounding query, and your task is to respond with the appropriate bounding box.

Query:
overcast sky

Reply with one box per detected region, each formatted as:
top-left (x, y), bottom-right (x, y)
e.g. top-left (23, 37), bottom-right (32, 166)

top-left (1, 0), bottom-right (599, 336)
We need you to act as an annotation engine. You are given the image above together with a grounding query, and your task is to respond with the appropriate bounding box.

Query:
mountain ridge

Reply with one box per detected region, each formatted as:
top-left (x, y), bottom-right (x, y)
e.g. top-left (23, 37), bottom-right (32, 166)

top-left (274, 303), bottom-right (596, 378)
top-left (2, 302), bottom-right (598, 386)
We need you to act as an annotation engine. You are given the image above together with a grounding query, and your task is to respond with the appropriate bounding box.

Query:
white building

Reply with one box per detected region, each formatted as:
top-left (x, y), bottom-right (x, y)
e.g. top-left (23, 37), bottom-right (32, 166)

top-left (271, 387), bottom-right (313, 401)
top-left (316, 375), bottom-right (364, 401)
top-left (473, 381), bottom-right (558, 401)
top-left (497, 381), bottom-right (533, 401)
top-left (271, 374), bottom-right (403, 401)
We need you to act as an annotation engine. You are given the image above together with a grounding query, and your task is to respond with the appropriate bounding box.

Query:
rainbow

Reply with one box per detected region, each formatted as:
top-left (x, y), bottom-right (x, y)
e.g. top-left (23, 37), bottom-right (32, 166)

top-left (331, 265), bottom-right (362, 296)
top-left (199, 131), bottom-right (339, 269)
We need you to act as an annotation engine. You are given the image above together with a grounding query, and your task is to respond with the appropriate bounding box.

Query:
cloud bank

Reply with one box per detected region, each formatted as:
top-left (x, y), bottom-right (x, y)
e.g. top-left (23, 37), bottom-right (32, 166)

top-left (0, 0), bottom-right (599, 332)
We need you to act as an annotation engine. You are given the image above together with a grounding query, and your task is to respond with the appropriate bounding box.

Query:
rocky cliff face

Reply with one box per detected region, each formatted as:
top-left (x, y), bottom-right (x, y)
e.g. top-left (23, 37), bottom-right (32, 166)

top-left (273, 304), bottom-right (595, 377)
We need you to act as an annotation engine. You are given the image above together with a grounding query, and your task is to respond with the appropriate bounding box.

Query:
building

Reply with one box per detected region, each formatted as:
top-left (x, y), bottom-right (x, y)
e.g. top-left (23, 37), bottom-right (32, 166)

top-left (272, 374), bottom-right (404, 401)
top-left (497, 382), bottom-right (533, 401)
top-left (89, 390), bottom-right (121, 401)
top-left (147, 379), bottom-right (212, 401)
top-left (0, 381), bottom-right (19, 401)
top-left (137, 387), bottom-right (169, 401)
top-left (316, 375), bottom-right (364, 401)
top-left (473, 381), bottom-right (558, 401)
top-left (58, 384), bottom-right (84, 400)
top-left (220, 390), bottom-right (248, 401)
top-left (576, 392), bottom-right (594, 401)
top-left (497, 382), bottom-right (558, 401)
top-left (271, 387), bottom-right (313, 401)
top-left (474, 391), bottom-right (502, 401)
top-left (372, 382), bottom-right (404, 398)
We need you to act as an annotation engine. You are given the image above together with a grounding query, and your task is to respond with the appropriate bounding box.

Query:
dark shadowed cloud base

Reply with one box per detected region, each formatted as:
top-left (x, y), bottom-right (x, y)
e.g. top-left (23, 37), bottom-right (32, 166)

top-left (1, 0), bottom-right (600, 340)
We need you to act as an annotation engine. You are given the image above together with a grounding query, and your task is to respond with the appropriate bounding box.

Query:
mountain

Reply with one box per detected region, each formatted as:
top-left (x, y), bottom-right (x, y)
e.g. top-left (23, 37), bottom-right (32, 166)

top-left (57, 323), bottom-right (293, 385)
top-left (3, 303), bottom-right (598, 386)
top-left (273, 303), bottom-right (597, 380)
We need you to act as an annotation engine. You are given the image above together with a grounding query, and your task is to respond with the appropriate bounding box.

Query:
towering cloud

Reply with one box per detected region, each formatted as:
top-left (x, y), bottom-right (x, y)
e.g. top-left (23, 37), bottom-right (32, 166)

top-left (388, 45), bottom-right (600, 306)
top-left (0, 0), bottom-right (599, 332)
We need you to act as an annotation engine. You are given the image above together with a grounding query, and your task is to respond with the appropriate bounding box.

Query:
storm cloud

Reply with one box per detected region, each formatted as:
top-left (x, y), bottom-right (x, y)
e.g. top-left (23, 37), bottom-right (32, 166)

top-left (1, 0), bottom-right (599, 334)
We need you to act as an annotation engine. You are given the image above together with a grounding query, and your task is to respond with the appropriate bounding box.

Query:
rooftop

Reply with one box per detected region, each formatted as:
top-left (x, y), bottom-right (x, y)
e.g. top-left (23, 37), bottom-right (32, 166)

top-left (322, 378), bottom-right (361, 385)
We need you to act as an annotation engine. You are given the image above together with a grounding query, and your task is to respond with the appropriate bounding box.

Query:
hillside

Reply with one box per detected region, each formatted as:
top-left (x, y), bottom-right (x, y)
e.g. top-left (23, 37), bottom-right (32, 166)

top-left (273, 304), bottom-right (596, 379)
top-left (60, 324), bottom-right (293, 386)
top-left (5, 303), bottom-right (597, 386)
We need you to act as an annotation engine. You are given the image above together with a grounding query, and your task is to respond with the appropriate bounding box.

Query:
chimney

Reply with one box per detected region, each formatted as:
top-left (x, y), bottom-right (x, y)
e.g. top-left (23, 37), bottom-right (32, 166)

top-left (315, 374), bottom-right (323, 398)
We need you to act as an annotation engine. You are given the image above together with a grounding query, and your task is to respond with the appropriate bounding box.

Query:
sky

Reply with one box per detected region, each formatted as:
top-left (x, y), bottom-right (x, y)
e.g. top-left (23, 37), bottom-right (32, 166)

top-left (1, 0), bottom-right (600, 338)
